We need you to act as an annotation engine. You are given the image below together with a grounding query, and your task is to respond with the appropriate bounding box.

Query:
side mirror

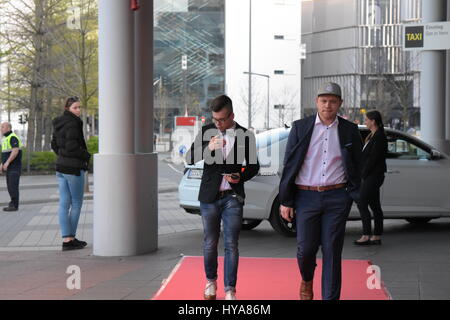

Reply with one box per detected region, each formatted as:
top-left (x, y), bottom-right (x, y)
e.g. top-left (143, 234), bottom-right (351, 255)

top-left (430, 150), bottom-right (442, 160)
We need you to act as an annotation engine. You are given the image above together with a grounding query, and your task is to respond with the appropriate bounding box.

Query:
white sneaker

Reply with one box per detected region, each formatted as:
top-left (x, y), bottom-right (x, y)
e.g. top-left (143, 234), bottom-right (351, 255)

top-left (225, 291), bottom-right (236, 300)
top-left (204, 281), bottom-right (217, 300)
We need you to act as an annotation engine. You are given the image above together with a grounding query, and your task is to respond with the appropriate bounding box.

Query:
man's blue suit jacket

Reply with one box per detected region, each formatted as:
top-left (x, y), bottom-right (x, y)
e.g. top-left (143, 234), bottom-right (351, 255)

top-left (279, 115), bottom-right (363, 208)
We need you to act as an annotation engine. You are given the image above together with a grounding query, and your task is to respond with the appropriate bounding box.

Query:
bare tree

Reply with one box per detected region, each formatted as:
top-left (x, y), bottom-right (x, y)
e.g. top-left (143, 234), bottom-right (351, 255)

top-left (239, 82), bottom-right (264, 128)
top-left (45, 0), bottom-right (98, 138)
top-left (186, 88), bottom-right (202, 117)
top-left (271, 85), bottom-right (299, 128)
top-left (344, 45), bottom-right (420, 129)
top-left (0, 0), bottom-right (64, 151)
top-left (384, 51), bottom-right (421, 131)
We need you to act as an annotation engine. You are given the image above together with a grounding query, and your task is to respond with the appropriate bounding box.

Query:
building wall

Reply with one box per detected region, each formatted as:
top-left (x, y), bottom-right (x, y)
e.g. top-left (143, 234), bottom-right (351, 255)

top-left (302, 0), bottom-right (422, 131)
top-left (302, 0), bottom-right (360, 117)
top-left (226, 0), bottom-right (301, 130)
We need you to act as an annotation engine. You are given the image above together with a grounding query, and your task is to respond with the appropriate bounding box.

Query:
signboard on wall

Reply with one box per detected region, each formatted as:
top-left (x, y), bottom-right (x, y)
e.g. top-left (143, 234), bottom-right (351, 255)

top-left (403, 21), bottom-right (450, 51)
top-left (171, 116), bottom-right (202, 165)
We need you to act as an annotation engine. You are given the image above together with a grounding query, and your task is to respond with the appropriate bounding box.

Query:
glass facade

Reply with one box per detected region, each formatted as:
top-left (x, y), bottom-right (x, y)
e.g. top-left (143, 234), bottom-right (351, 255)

top-left (154, 0), bottom-right (225, 136)
top-left (358, 0), bottom-right (421, 131)
top-left (302, 0), bottom-right (421, 133)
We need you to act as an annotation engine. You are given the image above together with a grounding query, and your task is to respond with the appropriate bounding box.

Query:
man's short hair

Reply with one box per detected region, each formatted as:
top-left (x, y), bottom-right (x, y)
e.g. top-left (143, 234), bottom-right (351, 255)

top-left (210, 95), bottom-right (233, 113)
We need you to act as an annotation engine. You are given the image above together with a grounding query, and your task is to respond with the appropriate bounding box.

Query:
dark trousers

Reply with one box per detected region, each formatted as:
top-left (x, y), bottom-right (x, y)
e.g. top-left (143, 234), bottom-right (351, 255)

top-left (295, 188), bottom-right (353, 300)
top-left (6, 168), bottom-right (21, 208)
top-left (357, 174), bottom-right (385, 236)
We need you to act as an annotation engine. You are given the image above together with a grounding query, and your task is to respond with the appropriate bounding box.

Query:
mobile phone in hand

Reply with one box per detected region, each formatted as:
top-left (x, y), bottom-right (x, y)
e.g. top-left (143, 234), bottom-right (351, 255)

top-left (221, 173), bottom-right (239, 180)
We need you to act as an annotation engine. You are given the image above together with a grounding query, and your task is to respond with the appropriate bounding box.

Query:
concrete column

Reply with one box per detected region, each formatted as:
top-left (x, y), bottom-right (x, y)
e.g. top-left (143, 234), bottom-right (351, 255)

top-left (420, 0), bottom-right (447, 152)
top-left (446, 0), bottom-right (450, 146)
top-left (98, 0), bottom-right (135, 154)
top-left (135, 1), bottom-right (154, 153)
top-left (94, 0), bottom-right (158, 256)
top-left (133, 0), bottom-right (158, 253)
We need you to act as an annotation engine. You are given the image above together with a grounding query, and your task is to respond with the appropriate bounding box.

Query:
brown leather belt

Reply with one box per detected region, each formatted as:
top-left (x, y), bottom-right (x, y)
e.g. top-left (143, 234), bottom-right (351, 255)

top-left (297, 183), bottom-right (347, 192)
top-left (218, 190), bottom-right (235, 198)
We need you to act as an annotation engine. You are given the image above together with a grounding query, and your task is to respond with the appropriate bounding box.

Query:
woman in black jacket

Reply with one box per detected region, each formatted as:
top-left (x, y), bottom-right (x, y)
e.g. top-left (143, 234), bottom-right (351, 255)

top-left (354, 110), bottom-right (388, 246)
top-left (51, 97), bottom-right (91, 251)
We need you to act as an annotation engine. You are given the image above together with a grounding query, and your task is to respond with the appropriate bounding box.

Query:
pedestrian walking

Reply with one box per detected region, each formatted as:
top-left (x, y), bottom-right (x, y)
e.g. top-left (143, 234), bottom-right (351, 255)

top-left (185, 95), bottom-right (260, 300)
top-left (279, 82), bottom-right (363, 300)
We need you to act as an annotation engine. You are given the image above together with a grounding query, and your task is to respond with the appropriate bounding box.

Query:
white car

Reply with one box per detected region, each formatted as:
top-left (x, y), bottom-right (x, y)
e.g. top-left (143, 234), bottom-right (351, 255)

top-left (178, 126), bottom-right (450, 237)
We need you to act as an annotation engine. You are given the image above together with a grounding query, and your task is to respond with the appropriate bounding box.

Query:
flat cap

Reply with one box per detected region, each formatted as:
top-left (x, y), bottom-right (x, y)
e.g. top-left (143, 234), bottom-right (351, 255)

top-left (317, 82), bottom-right (342, 98)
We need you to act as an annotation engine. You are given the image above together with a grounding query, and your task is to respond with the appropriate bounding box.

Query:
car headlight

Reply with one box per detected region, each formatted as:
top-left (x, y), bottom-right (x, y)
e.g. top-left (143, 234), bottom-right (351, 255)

top-left (187, 168), bottom-right (203, 179)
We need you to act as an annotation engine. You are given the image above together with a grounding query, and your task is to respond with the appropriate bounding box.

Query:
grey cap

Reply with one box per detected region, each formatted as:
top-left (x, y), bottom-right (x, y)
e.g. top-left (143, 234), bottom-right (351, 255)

top-left (317, 82), bottom-right (342, 98)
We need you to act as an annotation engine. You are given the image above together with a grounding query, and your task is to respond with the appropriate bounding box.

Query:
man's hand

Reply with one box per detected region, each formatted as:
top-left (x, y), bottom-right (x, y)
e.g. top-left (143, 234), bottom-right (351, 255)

top-left (208, 135), bottom-right (226, 151)
top-left (224, 173), bottom-right (240, 184)
top-left (280, 205), bottom-right (295, 222)
top-left (2, 162), bottom-right (9, 172)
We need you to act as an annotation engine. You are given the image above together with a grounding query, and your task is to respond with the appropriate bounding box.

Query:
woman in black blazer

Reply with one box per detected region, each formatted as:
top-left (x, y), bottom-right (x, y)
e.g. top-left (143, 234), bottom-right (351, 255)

top-left (354, 110), bottom-right (388, 246)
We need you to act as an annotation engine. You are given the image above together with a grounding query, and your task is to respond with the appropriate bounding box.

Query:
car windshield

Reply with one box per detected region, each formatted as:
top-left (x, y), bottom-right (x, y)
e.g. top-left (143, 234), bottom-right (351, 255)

top-left (256, 128), bottom-right (290, 149)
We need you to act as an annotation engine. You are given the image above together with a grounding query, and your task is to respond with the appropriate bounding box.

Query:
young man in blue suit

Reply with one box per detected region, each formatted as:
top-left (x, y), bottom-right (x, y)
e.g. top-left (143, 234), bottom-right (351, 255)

top-left (279, 83), bottom-right (363, 300)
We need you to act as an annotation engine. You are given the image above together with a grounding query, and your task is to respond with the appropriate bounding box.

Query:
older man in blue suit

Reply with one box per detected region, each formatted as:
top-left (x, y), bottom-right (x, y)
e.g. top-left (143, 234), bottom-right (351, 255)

top-left (279, 82), bottom-right (363, 300)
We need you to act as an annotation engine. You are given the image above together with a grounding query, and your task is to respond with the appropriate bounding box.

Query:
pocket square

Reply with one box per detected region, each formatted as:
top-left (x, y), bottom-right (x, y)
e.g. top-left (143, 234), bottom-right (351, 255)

top-left (344, 143), bottom-right (353, 147)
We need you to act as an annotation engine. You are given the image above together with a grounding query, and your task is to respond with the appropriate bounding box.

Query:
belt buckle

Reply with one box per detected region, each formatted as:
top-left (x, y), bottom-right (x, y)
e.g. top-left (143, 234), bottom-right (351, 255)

top-left (317, 186), bottom-right (324, 192)
top-left (219, 190), bottom-right (229, 198)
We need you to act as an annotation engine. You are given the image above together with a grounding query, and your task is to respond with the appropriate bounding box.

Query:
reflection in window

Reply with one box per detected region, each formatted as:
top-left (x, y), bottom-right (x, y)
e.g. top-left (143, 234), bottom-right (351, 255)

top-left (387, 136), bottom-right (430, 160)
top-left (154, 0), bottom-right (225, 134)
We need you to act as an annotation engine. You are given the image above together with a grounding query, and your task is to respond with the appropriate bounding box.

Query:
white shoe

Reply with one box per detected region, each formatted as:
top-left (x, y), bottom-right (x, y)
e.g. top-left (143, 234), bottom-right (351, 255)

top-left (204, 281), bottom-right (217, 300)
top-left (225, 291), bottom-right (236, 300)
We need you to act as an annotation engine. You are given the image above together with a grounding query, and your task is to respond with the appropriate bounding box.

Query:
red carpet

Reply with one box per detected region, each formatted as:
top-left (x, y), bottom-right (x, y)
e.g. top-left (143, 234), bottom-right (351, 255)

top-left (152, 256), bottom-right (391, 300)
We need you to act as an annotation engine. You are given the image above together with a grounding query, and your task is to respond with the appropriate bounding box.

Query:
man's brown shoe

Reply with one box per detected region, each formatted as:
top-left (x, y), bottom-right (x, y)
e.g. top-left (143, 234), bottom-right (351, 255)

top-left (300, 280), bottom-right (314, 300)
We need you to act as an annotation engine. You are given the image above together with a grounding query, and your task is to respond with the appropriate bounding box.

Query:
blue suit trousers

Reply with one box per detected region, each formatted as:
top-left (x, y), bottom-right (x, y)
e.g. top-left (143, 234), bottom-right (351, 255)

top-left (295, 188), bottom-right (353, 300)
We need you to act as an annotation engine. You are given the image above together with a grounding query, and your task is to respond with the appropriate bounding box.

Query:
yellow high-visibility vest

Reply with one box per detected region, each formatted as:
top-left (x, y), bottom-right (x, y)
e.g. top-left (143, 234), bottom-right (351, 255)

top-left (1, 133), bottom-right (23, 153)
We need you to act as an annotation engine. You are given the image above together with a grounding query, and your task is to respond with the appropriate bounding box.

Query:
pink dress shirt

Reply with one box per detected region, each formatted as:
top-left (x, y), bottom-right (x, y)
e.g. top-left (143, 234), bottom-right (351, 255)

top-left (219, 124), bottom-right (236, 191)
top-left (295, 114), bottom-right (347, 187)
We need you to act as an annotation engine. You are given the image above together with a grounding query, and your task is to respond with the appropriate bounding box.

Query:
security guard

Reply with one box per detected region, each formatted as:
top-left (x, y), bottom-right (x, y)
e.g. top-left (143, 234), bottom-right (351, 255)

top-left (1, 122), bottom-right (23, 211)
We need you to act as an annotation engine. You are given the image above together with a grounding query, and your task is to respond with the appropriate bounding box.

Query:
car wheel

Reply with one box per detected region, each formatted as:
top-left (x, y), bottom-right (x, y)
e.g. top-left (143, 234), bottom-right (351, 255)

top-left (406, 218), bottom-right (433, 224)
top-left (241, 219), bottom-right (263, 230)
top-left (269, 197), bottom-right (296, 237)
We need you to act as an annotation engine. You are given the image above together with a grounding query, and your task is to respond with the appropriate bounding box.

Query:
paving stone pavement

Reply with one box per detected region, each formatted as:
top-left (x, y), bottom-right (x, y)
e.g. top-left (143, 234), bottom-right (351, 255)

top-left (1, 158), bottom-right (450, 299)
top-left (0, 179), bottom-right (201, 252)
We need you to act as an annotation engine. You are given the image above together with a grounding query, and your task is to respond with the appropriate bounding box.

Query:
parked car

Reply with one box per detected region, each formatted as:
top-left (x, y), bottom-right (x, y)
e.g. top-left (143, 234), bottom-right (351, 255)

top-left (178, 126), bottom-right (450, 237)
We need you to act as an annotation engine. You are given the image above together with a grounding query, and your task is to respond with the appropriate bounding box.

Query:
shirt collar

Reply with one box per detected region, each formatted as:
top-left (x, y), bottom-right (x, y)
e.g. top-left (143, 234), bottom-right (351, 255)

top-left (3, 131), bottom-right (12, 137)
top-left (315, 114), bottom-right (339, 127)
top-left (221, 122), bottom-right (236, 135)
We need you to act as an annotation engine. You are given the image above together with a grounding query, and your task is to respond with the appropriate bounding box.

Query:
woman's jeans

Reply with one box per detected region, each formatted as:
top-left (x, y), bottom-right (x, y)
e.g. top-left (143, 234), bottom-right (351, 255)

top-left (57, 171), bottom-right (85, 238)
top-left (357, 174), bottom-right (385, 236)
top-left (200, 194), bottom-right (243, 293)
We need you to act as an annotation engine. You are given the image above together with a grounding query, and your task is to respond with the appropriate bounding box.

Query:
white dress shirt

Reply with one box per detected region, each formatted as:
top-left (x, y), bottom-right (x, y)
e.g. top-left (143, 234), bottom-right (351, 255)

top-left (295, 114), bottom-right (347, 187)
top-left (219, 123), bottom-right (236, 191)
